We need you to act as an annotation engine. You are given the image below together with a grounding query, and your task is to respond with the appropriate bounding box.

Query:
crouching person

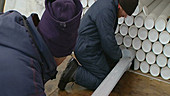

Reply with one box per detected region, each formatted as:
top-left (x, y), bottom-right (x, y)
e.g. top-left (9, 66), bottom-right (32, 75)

top-left (58, 0), bottom-right (138, 90)
top-left (0, 0), bottom-right (82, 95)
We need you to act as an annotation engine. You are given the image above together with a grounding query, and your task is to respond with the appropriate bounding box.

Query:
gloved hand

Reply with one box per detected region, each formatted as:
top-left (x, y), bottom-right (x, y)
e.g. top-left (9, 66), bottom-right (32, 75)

top-left (121, 49), bottom-right (132, 58)
top-left (121, 48), bottom-right (136, 70)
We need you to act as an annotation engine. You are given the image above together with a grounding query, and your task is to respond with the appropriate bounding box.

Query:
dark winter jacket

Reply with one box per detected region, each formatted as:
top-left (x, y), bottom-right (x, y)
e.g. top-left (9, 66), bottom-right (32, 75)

top-left (75, 0), bottom-right (122, 66)
top-left (0, 11), bottom-right (57, 83)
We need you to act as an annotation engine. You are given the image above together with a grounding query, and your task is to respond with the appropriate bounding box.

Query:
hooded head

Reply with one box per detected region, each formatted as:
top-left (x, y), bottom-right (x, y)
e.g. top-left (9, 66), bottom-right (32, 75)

top-left (38, 0), bottom-right (82, 57)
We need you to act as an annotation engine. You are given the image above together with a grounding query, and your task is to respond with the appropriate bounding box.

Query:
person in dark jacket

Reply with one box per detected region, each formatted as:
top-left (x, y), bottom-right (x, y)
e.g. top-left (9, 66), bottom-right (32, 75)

top-left (58, 0), bottom-right (139, 90)
top-left (0, 0), bottom-right (82, 95)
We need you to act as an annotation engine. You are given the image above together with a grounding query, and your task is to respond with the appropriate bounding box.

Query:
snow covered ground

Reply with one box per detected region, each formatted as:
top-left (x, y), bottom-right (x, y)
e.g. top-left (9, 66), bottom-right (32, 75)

top-left (4, 0), bottom-right (45, 18)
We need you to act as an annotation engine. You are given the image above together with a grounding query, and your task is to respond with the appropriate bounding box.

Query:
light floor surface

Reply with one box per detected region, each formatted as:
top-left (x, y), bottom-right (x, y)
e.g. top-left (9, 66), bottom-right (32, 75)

top-left (45, 56), bottom-right (170, 96)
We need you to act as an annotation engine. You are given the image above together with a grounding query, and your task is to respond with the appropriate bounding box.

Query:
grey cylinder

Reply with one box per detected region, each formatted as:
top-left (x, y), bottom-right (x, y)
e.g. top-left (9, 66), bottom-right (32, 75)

top-left (148, 29), bottom-right (159, 42)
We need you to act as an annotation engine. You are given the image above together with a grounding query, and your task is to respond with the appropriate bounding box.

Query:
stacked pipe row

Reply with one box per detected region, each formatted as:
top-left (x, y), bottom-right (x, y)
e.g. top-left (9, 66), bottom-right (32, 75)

top-left (118, 0), bottom-right (170, 80)
top-left (4, 0), bottom-right (170, 80)
top-left (81, 0), bottom-right (170, 80)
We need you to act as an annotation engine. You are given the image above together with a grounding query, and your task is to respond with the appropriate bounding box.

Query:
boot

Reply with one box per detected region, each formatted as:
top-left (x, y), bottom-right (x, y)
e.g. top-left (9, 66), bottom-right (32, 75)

top-left (58, 58), bottom-right (79, 90)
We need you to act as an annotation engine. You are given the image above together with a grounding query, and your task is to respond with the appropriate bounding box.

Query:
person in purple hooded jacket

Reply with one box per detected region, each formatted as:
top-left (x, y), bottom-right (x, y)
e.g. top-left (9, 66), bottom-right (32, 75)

top-left (0, 0), bottom-right (82, 95)
top-left (58, 0), bottom-right (138, 90)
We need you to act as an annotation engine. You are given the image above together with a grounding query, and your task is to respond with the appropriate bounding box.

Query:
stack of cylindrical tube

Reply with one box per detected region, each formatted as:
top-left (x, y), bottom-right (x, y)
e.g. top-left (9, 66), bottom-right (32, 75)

top-left (81, 0), bottom-right (170, 80)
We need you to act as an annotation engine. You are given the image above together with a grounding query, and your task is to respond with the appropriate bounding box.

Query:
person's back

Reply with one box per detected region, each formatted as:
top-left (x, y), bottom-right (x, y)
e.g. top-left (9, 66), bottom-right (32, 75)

top-left (58, 0), bottom-right (139, 90)
top-left (75, 0), bottom-right (121, 68)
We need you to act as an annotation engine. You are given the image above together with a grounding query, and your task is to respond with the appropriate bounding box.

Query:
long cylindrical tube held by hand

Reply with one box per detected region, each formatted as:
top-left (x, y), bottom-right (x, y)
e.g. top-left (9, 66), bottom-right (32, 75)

top-left (92, 49), bottom-right (135, 96)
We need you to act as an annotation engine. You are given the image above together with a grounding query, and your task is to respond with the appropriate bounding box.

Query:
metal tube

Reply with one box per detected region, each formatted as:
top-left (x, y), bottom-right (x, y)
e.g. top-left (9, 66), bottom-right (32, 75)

top-left (140, 61), bottom-right (150, 73)
top-left (132, 0), bottom-right (154, 16)
top-left (150, 64), bottom-right (160, 77)
top-left (138, 27), bottom-right (148, 40)
top-left (136, 49), bottom-right (145, 62)
top-left (166, 19), bottom-right (170, 33)
top-left (142, 39), bottom-right (152, 53)
top-left (168, 59), bottom-right (170, 68)
top-left (146, 52), bottom-right (156, 64)
top-left (115, 33), bottom-right (123, 45)
top-left (161, 67), bottom-right (170, 80)
top-left (155, 3), bottom-right (170, 32)
top-left (120, 23), bottom-right (128, 36)
top-left (159, 31), bottom-right (170, 45)
top-left (156, 54), bottom-right (167, 67)
top-left (123, 35), bottom-right (132, 47)
top-left (132, 37), bottom-right (142, 50)
top-left (134, 12), bottom-right (146, 28)
top-left (118, 17), bottom-right (124, 24)
top-left (148, 29), bottom-right (159, 42)
top-left (163, 44), bottom-right (170, 57)
top-left (152, 41), bottom-right (163, 55)
top-left (134, 59), bottom-right (140, 70)
top-left (115, 25), bottom-right (119, 34)
top-left (132, 1), bottom-right (143, 16)
top-left (144, 0), bottom-right (169, 30)
top-left (140, 0), bottom-right (154, 7)
top-left (125, 16), bottom-right (134, 26)
top-left (143, 0), bottom-right (161, 16)
top-left (129, 25), bottom-right (138, 38)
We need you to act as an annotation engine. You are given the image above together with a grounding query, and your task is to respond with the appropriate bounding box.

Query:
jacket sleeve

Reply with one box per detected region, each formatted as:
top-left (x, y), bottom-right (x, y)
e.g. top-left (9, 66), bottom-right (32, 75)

top-left (95, 8), bottom-right (122, 60)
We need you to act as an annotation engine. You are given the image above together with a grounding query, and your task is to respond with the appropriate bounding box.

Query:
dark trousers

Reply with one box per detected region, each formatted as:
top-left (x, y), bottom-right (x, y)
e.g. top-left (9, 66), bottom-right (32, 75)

top-left (74, 53), bottom-right (118, 90)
